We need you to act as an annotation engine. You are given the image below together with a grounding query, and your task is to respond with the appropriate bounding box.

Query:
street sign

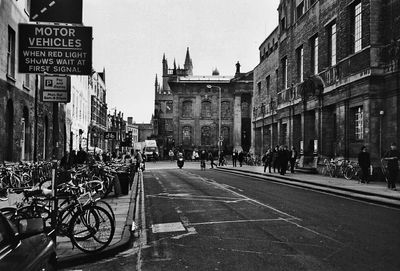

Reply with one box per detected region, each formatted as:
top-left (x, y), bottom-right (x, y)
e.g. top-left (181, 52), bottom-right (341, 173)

top-left (40, 75), bottom-right (71, 102)
top-left (104, 132), bottom-right (117, 140)
top-left (18, 23), bottom-right (92, 75)
top-left (30, 0), bottom-right (83, 24)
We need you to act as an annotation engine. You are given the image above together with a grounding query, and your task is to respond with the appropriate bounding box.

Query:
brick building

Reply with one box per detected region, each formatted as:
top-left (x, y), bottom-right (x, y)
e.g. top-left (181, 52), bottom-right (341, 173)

top-left (252, 0), bottom-right (400, 168)
top-left (0, 0), bottom-right (67, 162)
top-left (154, 48), bottom-right (253, 159)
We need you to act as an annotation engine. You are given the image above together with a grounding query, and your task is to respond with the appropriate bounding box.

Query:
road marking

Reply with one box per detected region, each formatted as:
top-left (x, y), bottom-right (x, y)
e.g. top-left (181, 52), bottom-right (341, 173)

top-left (152, 222), bottom-right (186, 233)
top-left (147, 193), bottom-right (246, 203)
top-left (189, 217), bottom-right (293, 226)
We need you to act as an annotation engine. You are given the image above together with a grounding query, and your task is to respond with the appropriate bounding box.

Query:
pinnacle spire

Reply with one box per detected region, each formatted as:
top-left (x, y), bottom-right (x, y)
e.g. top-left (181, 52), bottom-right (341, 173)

top-left (184, 47), bottom-right (193, 75)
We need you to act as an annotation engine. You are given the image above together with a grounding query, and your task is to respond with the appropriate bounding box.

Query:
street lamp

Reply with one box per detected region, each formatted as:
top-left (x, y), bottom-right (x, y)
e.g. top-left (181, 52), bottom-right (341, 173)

top-left (207, 85), bottom-right (222, 157)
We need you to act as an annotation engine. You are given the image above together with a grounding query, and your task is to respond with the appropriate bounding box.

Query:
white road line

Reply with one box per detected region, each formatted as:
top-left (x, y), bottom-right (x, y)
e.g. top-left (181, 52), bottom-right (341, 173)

top-left (189, 217), bottom-right (292, 226)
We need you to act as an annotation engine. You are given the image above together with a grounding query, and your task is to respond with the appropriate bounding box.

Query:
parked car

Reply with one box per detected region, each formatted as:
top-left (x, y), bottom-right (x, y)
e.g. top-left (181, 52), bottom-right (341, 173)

top-left (0, 213), bottom-right (56, 270)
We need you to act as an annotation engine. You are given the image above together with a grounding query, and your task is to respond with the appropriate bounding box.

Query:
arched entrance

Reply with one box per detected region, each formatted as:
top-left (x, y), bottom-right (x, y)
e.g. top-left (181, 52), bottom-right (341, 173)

top-left (5, 100), bottom-right (14, 161)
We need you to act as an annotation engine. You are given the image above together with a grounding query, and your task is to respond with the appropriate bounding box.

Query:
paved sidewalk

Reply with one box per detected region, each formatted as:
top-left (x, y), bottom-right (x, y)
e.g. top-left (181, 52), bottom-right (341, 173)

top-left (57, 172), bottom-right (140, 268)
top-left (216, 165), bottom-right (400, 207)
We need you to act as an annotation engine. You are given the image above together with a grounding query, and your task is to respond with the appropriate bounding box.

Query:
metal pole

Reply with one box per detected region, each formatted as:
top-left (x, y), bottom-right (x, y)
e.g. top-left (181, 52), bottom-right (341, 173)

top-left (34, 75), bottom-right (39, 162)
top-left (218, 86), bottom-right (221, 157)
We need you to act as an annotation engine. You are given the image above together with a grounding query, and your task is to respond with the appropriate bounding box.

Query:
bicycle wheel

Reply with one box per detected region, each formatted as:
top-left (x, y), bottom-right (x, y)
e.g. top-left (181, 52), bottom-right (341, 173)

top-left (0, 207), bottom-right (17, 220)
top-left (95, 200), bottom-right (115, 223)
top-left (69, 205), bottom-right (115, 253)
top-left (344, 166), bottom-right (355, 180)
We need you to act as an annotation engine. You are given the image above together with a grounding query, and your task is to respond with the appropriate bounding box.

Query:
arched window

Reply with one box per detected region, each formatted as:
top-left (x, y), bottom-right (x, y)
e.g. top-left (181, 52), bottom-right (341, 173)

top-left (221, 101), bottom-right (231, 119)
top-left (241, 102), bottom-right (250, 118)
top-left (182, 126), bottom-right (192, 146)
top-left (201, 101), bottom-right (212, 118)
top-left (222, 126), bottom-right (230, 146)
top-left (182, 101), bottom-right (192, 118)
top-left (201, 126), bottom-right (212, 146)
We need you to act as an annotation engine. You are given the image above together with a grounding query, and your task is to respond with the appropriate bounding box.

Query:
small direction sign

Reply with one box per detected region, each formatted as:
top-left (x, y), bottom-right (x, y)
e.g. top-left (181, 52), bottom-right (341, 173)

top-left (18, 23), bottom-right (92, 75)
top-left (40, 75), bottom-right (71, 102)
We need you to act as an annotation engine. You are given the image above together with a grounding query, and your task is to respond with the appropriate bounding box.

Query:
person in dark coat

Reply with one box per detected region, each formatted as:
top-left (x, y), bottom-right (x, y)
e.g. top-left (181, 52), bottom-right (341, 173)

top-left (383, 142), bottom-right (400, 190)
top-left (358, 146), bottom-right (371, 183)
top-left (289, 146), bottom-right (298, 173)
top-left (77, 148), bottom-right (87, 164)
top-left (208, 151), bottom-right (217, 168)
top-left (238, 151), bottom-right (244, 167)
top-left (232, 150), bottom-right (238, 167)
top-left (279, 146), bottom-right (289, 175)
top-left (218, 151), bottom-right (225, 166)
top-left (272, 146), bottom-right (279, 173)
top-left (262, 149), bottom-right (272, 173)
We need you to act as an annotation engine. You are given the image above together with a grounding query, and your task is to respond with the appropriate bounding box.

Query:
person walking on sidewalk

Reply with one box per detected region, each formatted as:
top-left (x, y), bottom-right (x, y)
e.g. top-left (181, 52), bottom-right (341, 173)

top-left (289, 146), bottom-right (298, 173)
top-left (209, 151), bottom-right (217, 168)
top-left (169, 149), bottom-right (174, 162)
top-left (232, 149), bottom-right (238, 167)
top-left (272, 146), bottom-right (279, 173)
top-left (358, 146), bottom-right (371, 183)
top-left (383, 142), bottom-right (400, 190)
top-left (279, 146), bottom-right (289, 175)
top-left (219, 151), bottom-right (225, 166)
top-left (238, 151), bottom-right (244, 167)
top-left (262, 149), bottom-right (272, 173)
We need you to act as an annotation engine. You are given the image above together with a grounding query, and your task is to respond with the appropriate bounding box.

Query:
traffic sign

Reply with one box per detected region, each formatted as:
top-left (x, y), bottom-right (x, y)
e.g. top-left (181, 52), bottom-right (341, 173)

top-left (18, 23), bottom-right (92, 75)
top-left (104, 132), bottom-right (117, 140)
top-left (30, 0), bottom-right (83, 24)
top-left (40, 75), bottom-right (71, 102)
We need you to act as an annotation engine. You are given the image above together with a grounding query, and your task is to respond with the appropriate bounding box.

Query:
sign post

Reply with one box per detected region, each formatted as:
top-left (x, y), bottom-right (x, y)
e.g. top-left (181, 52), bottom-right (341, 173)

top-left (40, 75), bottom-right (71, 102)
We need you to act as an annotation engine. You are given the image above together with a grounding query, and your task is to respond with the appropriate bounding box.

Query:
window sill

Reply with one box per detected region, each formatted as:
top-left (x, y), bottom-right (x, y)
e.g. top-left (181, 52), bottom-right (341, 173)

top-left (23, 84), bottom-right (32, 92)
top-left (6, 74), bottom-right (16, 83)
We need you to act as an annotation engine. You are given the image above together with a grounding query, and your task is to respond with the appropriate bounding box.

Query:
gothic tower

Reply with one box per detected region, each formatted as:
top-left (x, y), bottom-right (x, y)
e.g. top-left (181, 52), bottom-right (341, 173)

top-left (184, 47), bottom-right (193, 75)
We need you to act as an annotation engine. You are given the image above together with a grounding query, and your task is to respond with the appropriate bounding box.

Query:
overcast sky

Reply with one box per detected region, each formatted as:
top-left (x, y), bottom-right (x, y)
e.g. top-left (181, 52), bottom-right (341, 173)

top-left (83, 0), bottom-right (280, 123)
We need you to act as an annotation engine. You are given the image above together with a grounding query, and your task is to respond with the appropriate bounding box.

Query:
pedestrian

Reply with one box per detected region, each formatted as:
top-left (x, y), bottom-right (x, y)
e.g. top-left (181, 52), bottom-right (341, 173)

top-left (232, 149), bottom-right (238, 167)
top-left (200, 150), bottom-right (207, 170)
top-left (219, 151), bottom-right (225, 166)
top-left (208, 151), bottom-right (217, 168)
top-left (238, 151), bottom-right (244, 167)
top-left (358, 146), bottom-right (371, 183)
top-left (76, 148), bottom-right (87, 164)
top-left (169, 149), bottom-right (174, 162)
top-left (279, 146), bottom-right (289, 175)
top-left (262, 149), bottom-right (272, 173)
top-left (152, 150), bottom-right (158, 162)
top-left (383, 142), bottom-right (400, 190)
top-left (272, 145), bottom-right (279, 173)
top-left (289, 146), bottom-right (298, 173)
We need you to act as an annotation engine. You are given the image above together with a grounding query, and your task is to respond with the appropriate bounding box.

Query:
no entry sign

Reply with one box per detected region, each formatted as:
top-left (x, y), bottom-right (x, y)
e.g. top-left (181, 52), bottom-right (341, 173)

top-left (18, 24), bottom-right (92, 75)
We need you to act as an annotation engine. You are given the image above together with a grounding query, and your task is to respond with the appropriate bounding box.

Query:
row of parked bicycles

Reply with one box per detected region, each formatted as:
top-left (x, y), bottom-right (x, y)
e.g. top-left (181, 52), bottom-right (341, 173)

top-left (0, 160), bottom-right (133, 253)
top-left (321, 158), bottom-right (364, 181)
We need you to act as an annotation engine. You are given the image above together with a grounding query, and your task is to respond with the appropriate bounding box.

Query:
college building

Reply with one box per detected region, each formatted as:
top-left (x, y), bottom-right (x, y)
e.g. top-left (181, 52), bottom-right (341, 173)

top-left (252, 0), bottom-right (400, 169)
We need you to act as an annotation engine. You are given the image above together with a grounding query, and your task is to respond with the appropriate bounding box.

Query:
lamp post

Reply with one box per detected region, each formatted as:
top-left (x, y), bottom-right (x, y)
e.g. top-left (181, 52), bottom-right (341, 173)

top-left (207, 85), bottom-right (222, 157)
top-left (379, 110), bottom-right (384, 157)
top-left (260, 103), bottom-right (266, 154)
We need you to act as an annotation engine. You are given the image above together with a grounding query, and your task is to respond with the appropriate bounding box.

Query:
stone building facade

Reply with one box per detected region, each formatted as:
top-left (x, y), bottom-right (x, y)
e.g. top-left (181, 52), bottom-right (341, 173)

top-left (252, 0), bottom-right (400, 168)
top-left (154, 48), bottom-right (253, 159)
top-left (0, 0), bottom-right (67, 162)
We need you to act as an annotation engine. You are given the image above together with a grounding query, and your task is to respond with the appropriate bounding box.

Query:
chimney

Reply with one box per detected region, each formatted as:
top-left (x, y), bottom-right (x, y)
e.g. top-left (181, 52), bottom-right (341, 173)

top-left (235, 61), bottom-right (241, 75)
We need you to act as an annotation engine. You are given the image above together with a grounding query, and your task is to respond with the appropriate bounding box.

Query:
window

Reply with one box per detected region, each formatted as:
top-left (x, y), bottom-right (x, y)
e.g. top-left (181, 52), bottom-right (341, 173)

top-left (182, 126), bottom-right (192, 145)
top-left (201, 101), bottom-right (212, 118)
top-left (257, 82), bottom-right (261, 95)
top-left (311, 35), bottom-right (319, 75)
top-left (24, 74), bottom-right (31, 89)
top-left (280, 17), bottom-right (286, 32)
top-left (201, 126), bottom-right (212, 145)
top-left (353, 2), bottom-right (362, 53)
top-left (165, 119), bottom-right (173, 131)
top-left (182, 101), bottom-right (192, 118)
top-left (296, 1), bottom-right (304, 20)
top-left (7, 26), bottom-right (16, 78)
top-left (282, 57), bottom-right (288, 89)
top-left (166, 101), bottom-right (173, 114)
top-left (296, 46), bottom-right (304, 82)
top-left (241, 102), bottom-right (250, 118)
top-left (354, 107), bottom-right (363, 140)
top-left (328, 23), bottom-right (337, 66)
top-left (222, 126), bottom-right (230, 146)
top-left (266, 75), bottom-right (271, 94)
top-left (221, 101), bottom-right (231, 119)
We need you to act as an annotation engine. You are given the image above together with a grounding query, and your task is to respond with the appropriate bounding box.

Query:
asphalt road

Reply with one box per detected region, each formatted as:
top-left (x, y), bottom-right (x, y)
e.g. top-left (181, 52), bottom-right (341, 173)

top-left (65, 165), bottom-right (400, 270)
top-left (138, 167), bottom-right (400, 271)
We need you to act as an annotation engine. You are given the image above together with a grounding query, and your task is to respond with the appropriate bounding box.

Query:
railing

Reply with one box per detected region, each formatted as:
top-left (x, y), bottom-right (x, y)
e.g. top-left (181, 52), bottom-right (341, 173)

top-left (277, 84), bottom-right (300, 104)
